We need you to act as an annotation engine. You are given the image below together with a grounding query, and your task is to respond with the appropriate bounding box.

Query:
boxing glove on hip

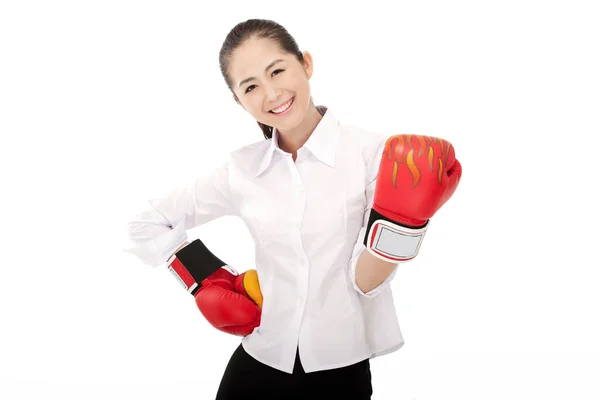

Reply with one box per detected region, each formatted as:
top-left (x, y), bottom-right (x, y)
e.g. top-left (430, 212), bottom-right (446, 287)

top-left (167, 239), bottom-right (263, 336)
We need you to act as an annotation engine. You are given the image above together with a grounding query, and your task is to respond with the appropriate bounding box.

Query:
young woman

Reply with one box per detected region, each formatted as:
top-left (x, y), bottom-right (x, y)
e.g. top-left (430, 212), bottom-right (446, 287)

top-left (125, 18), bottom-right (461, 399)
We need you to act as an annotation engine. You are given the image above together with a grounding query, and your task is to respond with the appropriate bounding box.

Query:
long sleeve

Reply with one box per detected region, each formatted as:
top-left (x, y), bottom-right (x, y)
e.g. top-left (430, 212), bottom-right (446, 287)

top-left (348, 136), bottom-right (399, 298)
top-left (123, 161), bottom-right (235, 267)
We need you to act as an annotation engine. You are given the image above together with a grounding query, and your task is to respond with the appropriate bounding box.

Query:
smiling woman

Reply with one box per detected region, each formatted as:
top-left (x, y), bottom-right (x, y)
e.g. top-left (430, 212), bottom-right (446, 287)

top-left (218, 20), bottom-right (322, 159)
top-left (124, 17), bottom-right (461, 400)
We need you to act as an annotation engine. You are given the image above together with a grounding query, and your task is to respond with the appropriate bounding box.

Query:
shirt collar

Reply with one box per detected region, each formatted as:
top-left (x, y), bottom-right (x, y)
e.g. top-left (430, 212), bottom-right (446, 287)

top-left (254, 105), bottom-right (340, 177)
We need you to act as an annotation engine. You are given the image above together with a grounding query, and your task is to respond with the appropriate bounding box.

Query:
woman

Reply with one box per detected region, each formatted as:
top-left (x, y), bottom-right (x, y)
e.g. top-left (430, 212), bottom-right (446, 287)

top-left (125, 18), bottom-right (461, 399)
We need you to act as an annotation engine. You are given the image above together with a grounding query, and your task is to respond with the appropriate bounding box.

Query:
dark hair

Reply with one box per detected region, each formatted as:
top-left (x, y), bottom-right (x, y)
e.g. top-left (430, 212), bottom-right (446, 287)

top-left (219, 19), bottom-right (304, 139)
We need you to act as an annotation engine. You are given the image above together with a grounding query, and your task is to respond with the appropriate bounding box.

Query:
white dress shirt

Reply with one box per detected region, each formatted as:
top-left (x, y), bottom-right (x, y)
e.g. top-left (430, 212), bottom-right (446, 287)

top-left (124, 106), bottom-right (404, 374)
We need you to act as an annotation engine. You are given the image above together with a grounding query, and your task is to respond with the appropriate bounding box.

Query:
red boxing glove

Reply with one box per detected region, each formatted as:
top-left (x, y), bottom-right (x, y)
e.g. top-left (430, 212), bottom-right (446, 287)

top-left (167, 239), bottom-right (261, 336)
top-left (193, 268), bottom-right (261, 336)
top-left (234, 269), bottom-right (263, 309)
top-left (365, 134), bottom-right (462, 262)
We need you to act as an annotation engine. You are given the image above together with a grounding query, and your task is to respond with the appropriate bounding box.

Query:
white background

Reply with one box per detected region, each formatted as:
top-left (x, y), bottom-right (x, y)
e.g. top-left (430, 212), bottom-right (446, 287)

top-left (1, 0), bottom-right (599, 399)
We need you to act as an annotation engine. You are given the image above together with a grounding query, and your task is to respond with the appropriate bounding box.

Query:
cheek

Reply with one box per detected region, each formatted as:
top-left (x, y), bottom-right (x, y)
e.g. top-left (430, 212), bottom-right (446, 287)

top-left (288, 73), bottom-right (307, 91)
top-left (294, 83), bottom-right (311, 107)
top-left (243, 96), bottom-right (264, 115)
top-left (291, 76), bottom-right (310, 98)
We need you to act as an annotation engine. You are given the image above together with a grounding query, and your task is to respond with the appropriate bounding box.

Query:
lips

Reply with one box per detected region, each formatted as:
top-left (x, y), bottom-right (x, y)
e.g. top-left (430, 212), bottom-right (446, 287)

top-left (269, 97), bottom-right (294, 114)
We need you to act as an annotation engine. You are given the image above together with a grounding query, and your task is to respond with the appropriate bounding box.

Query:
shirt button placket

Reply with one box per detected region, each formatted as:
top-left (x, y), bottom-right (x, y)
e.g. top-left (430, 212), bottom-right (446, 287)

top-left (289, 161), bottom-right (309, 316)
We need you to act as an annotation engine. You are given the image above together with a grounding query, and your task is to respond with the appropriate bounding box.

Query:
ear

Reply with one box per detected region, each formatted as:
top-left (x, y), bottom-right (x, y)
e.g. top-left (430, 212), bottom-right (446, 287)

top-left (301, 51), bottom-right (314, 79)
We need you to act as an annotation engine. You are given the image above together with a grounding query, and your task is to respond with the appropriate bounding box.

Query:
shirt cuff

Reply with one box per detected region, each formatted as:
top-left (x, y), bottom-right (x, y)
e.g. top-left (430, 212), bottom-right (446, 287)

top-left (123, 218), bottom-right (189, 268)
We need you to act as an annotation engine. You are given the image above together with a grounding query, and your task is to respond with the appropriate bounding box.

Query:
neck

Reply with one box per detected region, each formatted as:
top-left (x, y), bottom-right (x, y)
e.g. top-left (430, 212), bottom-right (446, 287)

top-left (276, 103), bottom-right (322, 157)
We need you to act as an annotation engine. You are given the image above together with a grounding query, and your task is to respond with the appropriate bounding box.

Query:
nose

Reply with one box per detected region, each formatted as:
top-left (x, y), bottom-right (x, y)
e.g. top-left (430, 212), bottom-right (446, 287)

top-left (263, 81), bottom-right (282, 104)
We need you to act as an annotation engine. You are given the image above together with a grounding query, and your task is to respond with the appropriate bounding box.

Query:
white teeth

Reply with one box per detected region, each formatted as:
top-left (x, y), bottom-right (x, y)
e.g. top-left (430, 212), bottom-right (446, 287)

top-left (271, 98), bottom-right (293, 114)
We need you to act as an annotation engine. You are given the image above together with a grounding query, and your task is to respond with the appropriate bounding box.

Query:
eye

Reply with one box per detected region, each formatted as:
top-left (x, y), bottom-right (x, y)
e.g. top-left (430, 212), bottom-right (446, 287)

top-left (244, 69), bottom-right (284, 94)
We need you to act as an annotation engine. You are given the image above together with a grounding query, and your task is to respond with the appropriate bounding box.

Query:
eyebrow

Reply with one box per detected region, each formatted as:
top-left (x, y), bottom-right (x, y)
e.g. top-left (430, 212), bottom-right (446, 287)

top-left (238, 59), bottom-right (285, 89)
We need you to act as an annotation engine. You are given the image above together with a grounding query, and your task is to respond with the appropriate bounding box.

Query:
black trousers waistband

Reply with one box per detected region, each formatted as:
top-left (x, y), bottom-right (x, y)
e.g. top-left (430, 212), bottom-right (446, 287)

top-left (216, 344), bottom-right (373, 399)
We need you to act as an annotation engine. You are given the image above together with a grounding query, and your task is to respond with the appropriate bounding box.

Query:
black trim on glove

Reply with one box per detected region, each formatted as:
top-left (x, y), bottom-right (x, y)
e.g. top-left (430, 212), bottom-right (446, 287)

top-left (175, 239), bottom-right (227, 296)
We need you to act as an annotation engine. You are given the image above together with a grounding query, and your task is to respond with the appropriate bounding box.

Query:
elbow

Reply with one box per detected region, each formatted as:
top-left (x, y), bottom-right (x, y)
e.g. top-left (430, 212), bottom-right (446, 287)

top-left (125, 208), bottom-right (173, 245)
top-left (126, 218), bottom-right (152, 246)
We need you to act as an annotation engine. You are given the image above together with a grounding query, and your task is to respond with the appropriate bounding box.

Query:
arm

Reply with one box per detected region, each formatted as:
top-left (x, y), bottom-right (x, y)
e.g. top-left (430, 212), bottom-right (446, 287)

top-left (123, 161), bottom-right (235, 267)
top-left (348, 136), bottom-right (400, 298)
top-left (354, 248), bottom-right (398, 293)
top-left (350, 134), bottom-right (462, 296)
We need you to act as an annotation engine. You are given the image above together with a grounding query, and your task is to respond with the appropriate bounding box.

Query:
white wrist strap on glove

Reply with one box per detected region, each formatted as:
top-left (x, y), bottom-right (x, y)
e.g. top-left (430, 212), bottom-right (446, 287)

top-left (365, 219), bottom-right (428, 263)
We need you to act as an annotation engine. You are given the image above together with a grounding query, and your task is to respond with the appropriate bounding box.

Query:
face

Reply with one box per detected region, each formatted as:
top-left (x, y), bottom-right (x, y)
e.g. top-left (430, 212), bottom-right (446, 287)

top-left (228, 37), bottom-right (314, 134)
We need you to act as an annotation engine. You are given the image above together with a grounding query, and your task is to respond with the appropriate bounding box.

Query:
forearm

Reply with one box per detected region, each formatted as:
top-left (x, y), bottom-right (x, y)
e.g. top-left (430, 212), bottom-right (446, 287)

top-left (354, 248), bottom-right (398, 293)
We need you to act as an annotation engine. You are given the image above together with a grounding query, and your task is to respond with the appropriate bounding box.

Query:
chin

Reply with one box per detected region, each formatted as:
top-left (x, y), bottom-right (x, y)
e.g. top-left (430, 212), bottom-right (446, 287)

top-left (275, 115), bottom-right (305, 134)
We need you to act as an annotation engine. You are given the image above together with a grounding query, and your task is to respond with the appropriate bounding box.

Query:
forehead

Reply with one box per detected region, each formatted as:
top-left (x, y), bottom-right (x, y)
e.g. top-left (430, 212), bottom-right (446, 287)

top-left (229, 37), bottom-right (292, 85)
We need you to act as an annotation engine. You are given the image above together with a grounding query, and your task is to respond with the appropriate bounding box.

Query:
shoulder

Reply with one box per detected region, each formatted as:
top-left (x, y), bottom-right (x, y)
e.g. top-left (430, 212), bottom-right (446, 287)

top-left (229, 138), bottom-right (270, 158)
top-left (222, 137), bottom-right (271, 173)
top-left (338, 123), bottom-right (387, 163)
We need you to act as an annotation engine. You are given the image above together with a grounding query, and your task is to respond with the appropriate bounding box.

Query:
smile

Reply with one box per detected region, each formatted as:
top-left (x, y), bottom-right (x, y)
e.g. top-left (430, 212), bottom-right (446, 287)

top-left (269, 97), bottom-right (295, 115)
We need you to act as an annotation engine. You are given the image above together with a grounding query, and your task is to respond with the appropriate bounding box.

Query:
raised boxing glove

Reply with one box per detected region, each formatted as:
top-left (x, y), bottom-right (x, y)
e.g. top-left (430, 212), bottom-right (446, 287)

top-left (364, 134), bottom-right (462, 262)
top-left (167, 239), bottom-right (263, 336)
